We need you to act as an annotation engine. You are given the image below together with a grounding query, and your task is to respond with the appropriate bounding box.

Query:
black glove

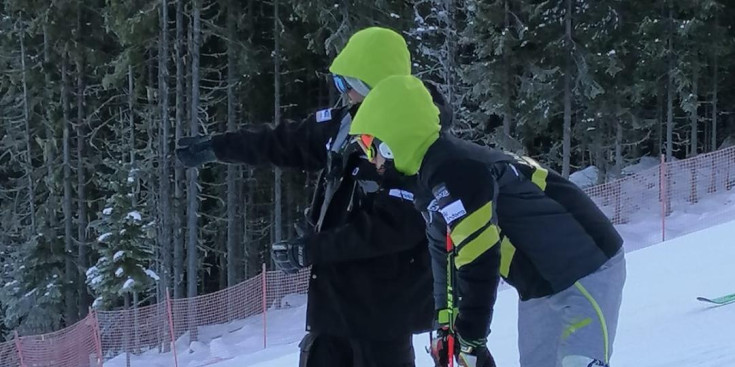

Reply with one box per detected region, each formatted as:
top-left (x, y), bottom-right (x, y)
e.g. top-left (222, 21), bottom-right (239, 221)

top-left (271, 237), bottom-right (311, 274)
top-left (176, 136), bottom-right (217, 168)
top-left (430, 328), bottom-right (496, 367)
top-left (456, 334), bottom-right (496, 367)
top-left (429, 327), bottom-right (452, 367)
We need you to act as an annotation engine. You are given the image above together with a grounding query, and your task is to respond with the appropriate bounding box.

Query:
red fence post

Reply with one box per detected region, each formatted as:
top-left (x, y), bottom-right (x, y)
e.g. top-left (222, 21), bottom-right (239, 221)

top-left (262, 263), bottom-right (267, 349)
top-left (166, 289), bottom-right (179, 367)
top-left (660, 154), bottom-right (667, 242)
top-left (13, 331), bottom-right (26, 367)
top-left (89, 308), bottom-right (104, 367)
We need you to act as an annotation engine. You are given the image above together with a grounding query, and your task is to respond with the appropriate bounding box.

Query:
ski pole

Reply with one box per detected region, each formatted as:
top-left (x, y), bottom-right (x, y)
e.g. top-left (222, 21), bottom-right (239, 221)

top-left (446, 227), bottom-right (456, 367)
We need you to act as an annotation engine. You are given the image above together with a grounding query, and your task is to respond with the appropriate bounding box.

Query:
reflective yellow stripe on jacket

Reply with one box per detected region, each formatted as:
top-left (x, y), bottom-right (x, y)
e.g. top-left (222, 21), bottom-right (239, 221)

top-left (450, 201), bottom-right (501, 269)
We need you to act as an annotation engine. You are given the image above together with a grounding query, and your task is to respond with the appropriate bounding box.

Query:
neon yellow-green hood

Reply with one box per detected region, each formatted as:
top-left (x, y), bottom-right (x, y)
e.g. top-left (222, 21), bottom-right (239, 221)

top-left (329, 27), bottom-right (411, 88)
top-left (350, 75), bottom-right (440, 175)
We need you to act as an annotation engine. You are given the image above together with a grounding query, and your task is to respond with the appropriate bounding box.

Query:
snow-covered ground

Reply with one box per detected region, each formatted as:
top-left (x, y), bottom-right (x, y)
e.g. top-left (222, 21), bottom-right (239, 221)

top-left (106, 214), bottom-right (735, 366)
top-left (616, 189), bottom-right (735, 252)
top-left (569, 156), bottom-right (662, 189)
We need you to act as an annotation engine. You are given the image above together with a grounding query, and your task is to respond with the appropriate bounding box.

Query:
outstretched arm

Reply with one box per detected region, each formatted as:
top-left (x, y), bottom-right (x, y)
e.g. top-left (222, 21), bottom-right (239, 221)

top-left (177, 107), bottom-right (347, 171)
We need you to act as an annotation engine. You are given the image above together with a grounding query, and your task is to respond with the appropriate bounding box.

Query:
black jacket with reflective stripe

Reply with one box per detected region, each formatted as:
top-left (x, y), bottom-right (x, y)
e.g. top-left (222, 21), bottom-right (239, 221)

top-left (209, 105), bottom-right (434, 340)
top-left (416, 135), bottom-right (623, 340)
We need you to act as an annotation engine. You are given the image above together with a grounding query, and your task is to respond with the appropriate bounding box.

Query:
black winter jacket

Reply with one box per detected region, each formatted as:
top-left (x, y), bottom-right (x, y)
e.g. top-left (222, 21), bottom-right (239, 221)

top-left (210, 104), bottom-right (435, 340)
top-left (416, 135), bottom-right (623, 341)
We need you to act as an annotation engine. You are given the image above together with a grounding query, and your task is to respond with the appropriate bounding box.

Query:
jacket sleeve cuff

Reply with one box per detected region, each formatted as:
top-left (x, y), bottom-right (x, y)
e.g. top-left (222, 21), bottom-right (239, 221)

top-left (454, 310), bottom-right (492, 341)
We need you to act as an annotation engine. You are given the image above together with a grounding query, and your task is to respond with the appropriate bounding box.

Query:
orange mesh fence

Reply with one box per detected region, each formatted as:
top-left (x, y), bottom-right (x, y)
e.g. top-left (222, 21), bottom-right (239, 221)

top-left (14, 314), bottom-right (101, 367)
top-left (0, 340), bottom-right (20, 367)
top-left (96, 302), bottom-right (171, 366)
top-left (583, 164), bottom-right (662, 225)
top-left (661, 147), bottom-right (735, 240)
top-left (169, 270), bottom-right (264, 346)
top-left (166, 267), bottom-right (310, 348)
top-left (6, 145), bottom-right (735, 367)
top-left (583, 146), bottom-right (735, 251)
top-left (264, 268), bottom-right (310, 310)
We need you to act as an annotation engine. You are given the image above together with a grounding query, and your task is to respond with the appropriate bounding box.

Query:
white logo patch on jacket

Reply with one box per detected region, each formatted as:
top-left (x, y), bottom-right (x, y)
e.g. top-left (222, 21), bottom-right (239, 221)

top-left (316, 108), bottom-right (332, 122)
top-left (439, 199), bottom-right (467, 225)
top-left (388, 189), bottom-right (414, 202)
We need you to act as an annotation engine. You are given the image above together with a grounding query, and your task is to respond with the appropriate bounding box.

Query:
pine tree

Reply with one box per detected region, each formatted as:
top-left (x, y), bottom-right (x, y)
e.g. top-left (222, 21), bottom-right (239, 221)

top-left (0, 186), bottom-right (67, 336)
top-left (0, 230), bottom-right (65, 336)
top-left (87, 164), bottom-right (158, 310)
top-left (0, 5), bottom-right (67, 336)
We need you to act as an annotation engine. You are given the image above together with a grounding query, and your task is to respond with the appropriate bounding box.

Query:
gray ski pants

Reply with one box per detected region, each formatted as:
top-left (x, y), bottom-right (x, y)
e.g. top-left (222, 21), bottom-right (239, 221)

top-left (517, 249), bottom-right (626, 367)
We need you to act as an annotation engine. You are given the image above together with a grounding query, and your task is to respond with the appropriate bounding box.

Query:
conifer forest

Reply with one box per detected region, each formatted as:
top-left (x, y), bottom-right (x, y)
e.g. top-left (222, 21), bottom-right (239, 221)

top-left (1, 0), bottom-right (734, 337)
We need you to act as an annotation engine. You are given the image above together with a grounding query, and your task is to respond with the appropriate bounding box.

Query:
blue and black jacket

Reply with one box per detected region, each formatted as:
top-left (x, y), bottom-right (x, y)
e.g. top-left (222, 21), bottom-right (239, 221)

top-left (416, 135), bottom-right (623, 340)
top-left (349, 75), bottom-right (623, 342)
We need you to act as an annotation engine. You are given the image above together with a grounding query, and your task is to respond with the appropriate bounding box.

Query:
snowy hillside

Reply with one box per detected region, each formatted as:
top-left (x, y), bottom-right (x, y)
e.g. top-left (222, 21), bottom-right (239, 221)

top-left (107, 218), bottom-right (735, 367)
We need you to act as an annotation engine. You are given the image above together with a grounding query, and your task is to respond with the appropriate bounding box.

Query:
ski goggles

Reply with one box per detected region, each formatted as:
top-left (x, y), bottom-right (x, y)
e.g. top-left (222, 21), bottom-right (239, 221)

top-left (353, 134), bottom-right (394, 162)
top-left (332, 75), bottom-right (372, 97)
top-left (333, 75), bottom-right (351, 94)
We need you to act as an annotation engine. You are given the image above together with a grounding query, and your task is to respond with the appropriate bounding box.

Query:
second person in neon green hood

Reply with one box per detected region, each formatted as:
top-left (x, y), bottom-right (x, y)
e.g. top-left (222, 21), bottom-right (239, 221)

top-left (350, 74), bottom-right (625, 367)
top-left (350, 75), bottom-right (441, 175)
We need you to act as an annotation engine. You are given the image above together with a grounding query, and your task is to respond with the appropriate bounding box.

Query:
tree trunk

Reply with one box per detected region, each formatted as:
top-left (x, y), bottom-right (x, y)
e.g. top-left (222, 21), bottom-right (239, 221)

top-left (173, 0), bottom-right (186, 299)
top-left (133, 291), bottom-right (140, 353)
top-left (594, 124), bottom-right (605, 185)
top-left (502, 0), bottom-right (512, 147)
top-left (662, 2), bottom-right (674, 216)
top-left (245, 170), bottom-right (258, 278)
top-left (562, 0), bottom-right (573, 178)
top-left (43, 25), bottom-right (56, 233)
top-left (219, 241), bottom-right (227, 290)
top-left (19, 21), bottom-right (36, 233)
top-left (615, 119), bottom-right (623, 178)
top-left (690, 58), bottom-right (699, 157)
top-left (184, 0), bottom-right (202, 341)
top-left (128, 67), bottom-right (136, 197)
top-left (124, 292), bottom-right (131, 367)
top-left (76, 18), bottom-right (89, 317)
top-left (711, 10), bottom-right (719, 152)
top-left (188, 0), bottom-right (202, 300)
top-left (655, 79), bottom-right (664, 155)
top-left (273, 0), bottom-right (283, 244)
top-left (226, 2), bottom-right (241, 287)
top-left (159, 0), bottom-right (172, 296)
top-left (241, 0), bottom-right (254, 281)
top-left (42, 26), bottom-right (63, 325)
top-left (146, 52), bottom-right (163, 305)
top-left (442, 0), bottom-right (455, 109)
top-left (61, 52), bottom-right (77, 325)
top-left (243, 170), bottom-right (252, 277)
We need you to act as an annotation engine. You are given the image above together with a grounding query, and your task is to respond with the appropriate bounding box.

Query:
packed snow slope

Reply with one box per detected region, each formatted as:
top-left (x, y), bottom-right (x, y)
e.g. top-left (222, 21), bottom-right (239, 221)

top-left (232, 220), bottom-right (735, 367)
top-left (109, 219), bottom-right (735, 367)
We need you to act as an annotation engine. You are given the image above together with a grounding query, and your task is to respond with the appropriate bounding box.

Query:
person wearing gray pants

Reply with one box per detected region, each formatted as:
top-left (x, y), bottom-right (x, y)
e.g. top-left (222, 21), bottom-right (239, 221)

top-left (518, 250), bottom-right (626, 367)
top-left (345, 75), bottom-right (627, 367)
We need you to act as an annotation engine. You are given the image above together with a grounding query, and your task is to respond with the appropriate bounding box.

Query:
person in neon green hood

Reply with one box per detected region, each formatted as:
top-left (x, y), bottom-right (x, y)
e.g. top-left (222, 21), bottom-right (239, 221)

top-left (329, 26), bottom-right (412, 104)
top-left (350, 75), bottom-right (626, 367)
top-left (350, 75), bottom-right (441, 175)
top-left (177, 28), bottom-right (440, 367)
